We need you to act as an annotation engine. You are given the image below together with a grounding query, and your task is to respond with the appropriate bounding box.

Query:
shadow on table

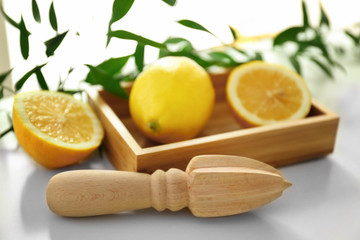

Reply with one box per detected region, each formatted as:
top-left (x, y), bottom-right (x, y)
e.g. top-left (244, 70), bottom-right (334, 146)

top-left (276, 155), bottom-right (357, 210)
top-left (47, 209), bottom-right (305, 240)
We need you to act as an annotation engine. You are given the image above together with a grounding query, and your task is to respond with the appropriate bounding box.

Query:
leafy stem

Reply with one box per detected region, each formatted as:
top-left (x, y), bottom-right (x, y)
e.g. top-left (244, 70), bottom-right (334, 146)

top-left (0, 125), bottom-right (13, 138)
top-left (0, 111), bottom-right (13, 138)
top-left (0, 0), bottom-right (359, 104)
top-left (272, 0), bottom-right (342, 78)
top-left (177, 19), bottom-right (226, 45)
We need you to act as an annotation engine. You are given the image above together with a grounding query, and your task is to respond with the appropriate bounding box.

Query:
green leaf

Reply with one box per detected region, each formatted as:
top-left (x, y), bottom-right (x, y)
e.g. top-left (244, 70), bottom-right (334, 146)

top-left (35, 66), bottom-right (49, 90)
top-left (289, 54), bottom-right (302, 75)
top-left (134, 43), bottom-right (145, 72)
top-left (86, 65), bottom-right (128, 99)
top-left (253, 52), bottom-right (263, 61)
top-left (230, 47), bottom-right (248, 56)
top-left (334, 61), bottom-right (346, 72)
top-left (156, 37), bottom-right (212, 69)
top-left (106, 31), bottom-right (112, 47)
top-left (273, 26), bottom-right (305, 46)
top-left (32, 0), bottom-right (41, 23)
top-left (14, 64), bottom-right (47, 91)
top-left (0, 4), bottom-right (20, 28)
top-left (334, 46), bottom-right (345, 56)
top-left (230, 47), bottom-right (263, 62)
top-left (0, 87), bottom-right (3, 99)
top-left (49, 2), bottom-right (58, 32)
top-left (296, 37), bottom-right (328, 55)
top-left (319, 2), bottom-right (330, 27)
top-left (177, 19), bottom-right (217, 38)
top-left (319, 50), bottom-right (334, 66)
top-left (301, 0), bottom-right (310, 28)
top-left (159, 50), bottom-right (212, 69)
top-left (345, 30), bottom-right (360, 46)
top-left (68, 67), bottom-right (74, 74)
top-left (109, 0), bottom-right (134, 26)
top-left (207, 51), bottom-right (238, 67)
top-left (85, 56), bottom-right (131, 85)
top-left (114, 71), bottom-right (138, 82)
top-left (107, 0), bottom-right (135, 46)
top-left (0, 69), bottom-right (13, 85)
top-left (15, 67), bottom-right (37, 91)
top-left (58, 89), bottom-right (83, 95)
top-left (304, 35), bottom-right (333, 64)
top-left (0, 125), bottom-right (14, 138)
top-left (191, 55), bottom-right (213, 69)
top-left (162, 0), bottom-right (176, 6)
top-left (98, 56), bottom-right (130, 76)
top-left (19, 17), bottom-right (30, 60)
top-left (229, 25), bottom-right (238, 41)
top-left (15, 69), bottom-right (35, 91)
top-left (296, 40), bottom-right (310, 53)
top-left (108, 30), bottom-right (166, 48)
top-left (159, 37), bottom-right (194, 57)
top-left (344, 30), bottom-right (357, 42)
top-left (310, 57), bottom-right (333, 78)
top-left (44, 30), bottom-right (68, 57)
top-left (164, 37), bottom-right (194, 51)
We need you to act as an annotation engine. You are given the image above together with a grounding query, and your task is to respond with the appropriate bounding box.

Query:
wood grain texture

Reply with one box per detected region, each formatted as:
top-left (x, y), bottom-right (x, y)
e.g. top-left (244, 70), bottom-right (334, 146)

top-left (87, 88), bottom-right (139, 171)
top-left (46, 155), bottom-right (291, 217)
top-left (47, 170), bottom-right (151, 217)
top-left (86, 72), bottom-right (339, 173)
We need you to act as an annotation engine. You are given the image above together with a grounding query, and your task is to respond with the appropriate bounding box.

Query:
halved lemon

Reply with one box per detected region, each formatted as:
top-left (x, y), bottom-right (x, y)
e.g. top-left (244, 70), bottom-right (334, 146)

top-left (226, 61), bottom-right (312, 127)
top-left (12, 91), bottom-right (104, 169)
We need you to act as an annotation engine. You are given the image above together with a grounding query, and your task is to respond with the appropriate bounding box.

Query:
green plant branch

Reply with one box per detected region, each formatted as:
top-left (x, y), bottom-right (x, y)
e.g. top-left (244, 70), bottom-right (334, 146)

top-left (272, 0), bottom-right (344, 78)
top-left (0, 0), bottom-right (359, 105)
top-left (0, 125), bottom-right (13, 138)
top-left (1, 0), bottom-right (359, 142)
top-left (0, 110), bottom-right (13, 138)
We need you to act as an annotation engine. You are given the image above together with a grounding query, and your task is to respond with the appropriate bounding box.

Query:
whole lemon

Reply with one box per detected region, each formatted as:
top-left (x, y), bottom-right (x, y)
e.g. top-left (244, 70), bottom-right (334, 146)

top-left (129, 56), bottom-right (215, 144)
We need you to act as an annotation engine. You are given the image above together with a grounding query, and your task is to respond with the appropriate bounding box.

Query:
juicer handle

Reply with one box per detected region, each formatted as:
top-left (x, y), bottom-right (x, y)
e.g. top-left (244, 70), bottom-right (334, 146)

top-left (46, 169), bottom-right (188, 217)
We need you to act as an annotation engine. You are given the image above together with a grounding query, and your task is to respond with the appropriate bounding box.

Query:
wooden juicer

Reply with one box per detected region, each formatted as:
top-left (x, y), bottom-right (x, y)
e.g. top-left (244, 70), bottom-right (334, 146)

top-left (46, 155), bottom-right (291, 217)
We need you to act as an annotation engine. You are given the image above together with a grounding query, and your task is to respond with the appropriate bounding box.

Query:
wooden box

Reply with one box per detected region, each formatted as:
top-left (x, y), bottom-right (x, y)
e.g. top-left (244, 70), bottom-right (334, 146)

top-left (86, 72), bottom-right (339, 173)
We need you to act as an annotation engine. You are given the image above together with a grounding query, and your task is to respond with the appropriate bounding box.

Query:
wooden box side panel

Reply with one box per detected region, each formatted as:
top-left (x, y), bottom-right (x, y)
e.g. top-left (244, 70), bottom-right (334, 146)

top-left (98, 90), bottom-right (130, 117)
top-left (136, 116), bottom-right (339, 173)
top-left (101, 123), bottom-right (137, 171)
top-left (87, 90), bottom-right (138, 171)
top-left (86, 72), bottom-right (340, 173)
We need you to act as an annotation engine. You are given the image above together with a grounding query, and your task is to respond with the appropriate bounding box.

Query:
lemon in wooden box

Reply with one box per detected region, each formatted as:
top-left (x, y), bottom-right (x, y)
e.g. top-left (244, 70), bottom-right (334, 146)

top-left (226, 61), bottom-right (312, 127)
top-left (129, 56), bottom-right (215, 144)
top-left (87, 72), bottom-right (339, 172)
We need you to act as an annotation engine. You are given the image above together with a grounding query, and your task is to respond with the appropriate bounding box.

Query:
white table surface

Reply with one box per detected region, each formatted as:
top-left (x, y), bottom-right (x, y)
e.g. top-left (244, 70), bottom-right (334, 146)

top-left (1, 64), bottom-right (360, 240)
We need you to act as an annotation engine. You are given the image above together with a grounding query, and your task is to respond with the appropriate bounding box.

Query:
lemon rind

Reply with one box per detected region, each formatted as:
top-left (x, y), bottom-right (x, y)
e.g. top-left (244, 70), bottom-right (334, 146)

top-left (14, 91), bottom-right (104, 150)
top-left (226, 62), bottom-right (312, 126)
